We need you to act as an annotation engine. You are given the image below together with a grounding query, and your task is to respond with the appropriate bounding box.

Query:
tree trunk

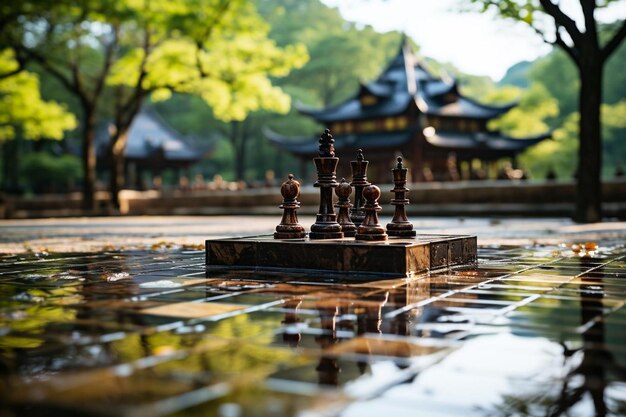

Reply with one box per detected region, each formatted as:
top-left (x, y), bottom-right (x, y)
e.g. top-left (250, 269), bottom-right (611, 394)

top-left (109, 130), bottom-right (129, 211)
top-left (230, 121), bottom-right (247, 182)
top-left (82, 110), bottom-right (97, 211)
top-left (574, 55), bottom-right (603, 223)
top-left (1, 136), bottom-right (20, 194)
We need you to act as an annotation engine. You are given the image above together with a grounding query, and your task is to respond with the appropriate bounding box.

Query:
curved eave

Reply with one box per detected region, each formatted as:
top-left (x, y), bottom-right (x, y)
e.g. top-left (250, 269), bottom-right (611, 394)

top-left (295, 94), bottom-right (413, 123)
top-left (461, 96), bottom-right (518, 116)
top-left (423, 96), bottom-right (519, 119)
top-left (360, 82), bottom-right (393, 98)
top-left (264, 127), bottom-right (415, 157)
top-left (424, 131), bottom-right (551, 153)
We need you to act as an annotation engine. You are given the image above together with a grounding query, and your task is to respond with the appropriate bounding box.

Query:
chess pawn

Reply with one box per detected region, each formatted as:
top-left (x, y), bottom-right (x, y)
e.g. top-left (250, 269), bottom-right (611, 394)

top-left (335, 178), bottom-right (357, 237)
top-left (350, 149), bottom-right (370, 227)
top-left (386, 157), bottom-right (416, 237)
top-left (355, 185), bottom-right (388, 241)
top-left (274, 174), bottom-right (306, 239)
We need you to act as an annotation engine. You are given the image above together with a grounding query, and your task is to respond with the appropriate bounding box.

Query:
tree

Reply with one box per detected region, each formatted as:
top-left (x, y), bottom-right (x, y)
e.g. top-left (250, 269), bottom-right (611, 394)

top-left (468, 0), bottom-right (626, 222)
top-left (0, 49), bottom-right (76, 192)
top-left (1, 0), bottom-right (307, 209)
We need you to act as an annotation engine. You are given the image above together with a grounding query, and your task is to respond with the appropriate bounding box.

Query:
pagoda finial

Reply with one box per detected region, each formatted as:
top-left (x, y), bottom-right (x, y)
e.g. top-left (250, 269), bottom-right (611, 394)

top-left (319, 128), bottom-right (335, 157)
top-left (396, 156), bottom-right (403, 169)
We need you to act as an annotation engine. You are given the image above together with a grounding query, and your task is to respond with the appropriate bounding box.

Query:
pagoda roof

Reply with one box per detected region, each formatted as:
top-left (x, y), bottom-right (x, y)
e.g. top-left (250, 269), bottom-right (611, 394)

top-left (296, 92), bottom-right (414, 123)
top-left (264, 128), bottom-right (549, 157)
top-left (96, 109), bottom-right (209, 163)
top-left (421, 94), bottom-right (517, 118)
top-left (264, 128), bottom-right (415, 156)
top-left (424, 131), bottom-right (551, 152)
top-left (297, 38), bottom-right (516, 122)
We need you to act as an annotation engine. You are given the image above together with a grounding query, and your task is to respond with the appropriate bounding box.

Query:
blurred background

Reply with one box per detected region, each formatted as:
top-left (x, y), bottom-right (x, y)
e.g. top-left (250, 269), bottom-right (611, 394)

top-left (0, 0), bottom-right (624, 222)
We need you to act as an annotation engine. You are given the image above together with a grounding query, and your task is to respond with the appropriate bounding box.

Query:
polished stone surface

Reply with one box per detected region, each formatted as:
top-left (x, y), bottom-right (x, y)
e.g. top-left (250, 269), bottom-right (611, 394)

top-left (206, 234), bottom-right (477, 276)
top-left (1, 237), bottom-right (625, 416)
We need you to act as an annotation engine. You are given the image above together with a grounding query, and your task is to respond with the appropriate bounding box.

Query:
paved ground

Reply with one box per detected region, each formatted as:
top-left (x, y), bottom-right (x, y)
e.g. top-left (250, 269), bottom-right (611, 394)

top-left (1, 216), bottom-right (626, 254)
top-left (1, 224), bottom-right (625, 416)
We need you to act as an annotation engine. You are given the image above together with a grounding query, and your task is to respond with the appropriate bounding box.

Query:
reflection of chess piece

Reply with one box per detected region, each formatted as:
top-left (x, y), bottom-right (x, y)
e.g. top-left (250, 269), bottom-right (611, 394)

top-left (350, 149), bottom-right (370, 227)
top-left (282, 297), bottom-right (303, 348)
top-left (355, 185), bottom-right (388, 241)
top-left (335, 178), bottom-right (357, 237)
top-left (315, 306), bottom-right (340, 386)
top-left (386, 157), bottom-right (416, 237)
top-left (274, 174), bottom-right (306, 239)
top-left (310, 129), bottom-right (344, 240)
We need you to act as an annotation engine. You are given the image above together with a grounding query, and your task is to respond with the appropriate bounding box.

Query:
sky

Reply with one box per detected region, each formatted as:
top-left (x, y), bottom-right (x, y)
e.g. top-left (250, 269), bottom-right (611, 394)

top-left (321, 0), bottom-right (626, 81)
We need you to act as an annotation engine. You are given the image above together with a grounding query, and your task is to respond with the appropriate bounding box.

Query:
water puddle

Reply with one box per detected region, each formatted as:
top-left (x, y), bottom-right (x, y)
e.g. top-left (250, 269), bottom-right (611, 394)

top-left (0, 243), bottom-right (625, 416)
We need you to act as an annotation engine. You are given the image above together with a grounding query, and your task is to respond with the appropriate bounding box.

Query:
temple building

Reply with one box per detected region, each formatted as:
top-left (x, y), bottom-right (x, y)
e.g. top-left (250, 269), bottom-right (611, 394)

top-left (265, 39), bottom-right (550, 182)
top-left (96, 109), bottom-right (211, 190)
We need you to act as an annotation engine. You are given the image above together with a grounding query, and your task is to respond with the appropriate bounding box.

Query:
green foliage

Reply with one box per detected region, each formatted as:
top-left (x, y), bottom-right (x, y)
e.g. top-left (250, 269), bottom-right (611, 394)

top-left (0, 50), bottom-right (76, 142)
top-left (498, 61), bottom-right (532, 88)
top-left (601, 100), bottom-right (626, 177)
top-left (20, 152), bottom-right (82, 193)
top-left (519, 113), bottom-right (578, 179)
top-left (98, 0), bottom-right (309, 122)
top-left (486, 84), bottom-right (558, 137)
top-left (260, 0), bottom-right (403, 107)
top-left (528, 50), bottom-right (579, 124)
top-left (518, 101), bottom-right (626, 179)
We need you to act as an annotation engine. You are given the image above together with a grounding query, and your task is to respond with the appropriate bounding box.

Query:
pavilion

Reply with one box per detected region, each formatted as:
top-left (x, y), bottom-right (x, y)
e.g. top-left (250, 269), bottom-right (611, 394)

top-left (265, 39), bottom-right (550, 182)
top-left (96, 109), bottom-right (210, 190)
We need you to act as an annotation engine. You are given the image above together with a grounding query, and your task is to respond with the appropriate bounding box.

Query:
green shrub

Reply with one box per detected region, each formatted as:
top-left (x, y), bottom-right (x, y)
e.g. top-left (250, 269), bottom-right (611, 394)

top-left (20, 152), bottom-right (82, 193)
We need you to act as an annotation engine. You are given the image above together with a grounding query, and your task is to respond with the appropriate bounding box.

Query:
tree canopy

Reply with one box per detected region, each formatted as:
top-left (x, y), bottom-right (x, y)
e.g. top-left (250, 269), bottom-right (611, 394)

top-left (1, 0), bottom-right (307, 207)
top-left (0, 50), bottom-right (76, 141)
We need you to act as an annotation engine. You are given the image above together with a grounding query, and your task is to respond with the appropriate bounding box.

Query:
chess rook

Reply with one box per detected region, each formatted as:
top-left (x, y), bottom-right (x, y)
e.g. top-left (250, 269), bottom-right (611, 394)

top-left (355, 184), bottom-right (388, 241)
top-left (310, 129), bottom-right (344, 240)
top-left (274, 174), bottom-right (306, 239)
top-left (386, 157), bottom-right (416, 237)
top-left (350, 149), bottom-right (370, 227)
top-left (335, 178), bottom-right (357, 237)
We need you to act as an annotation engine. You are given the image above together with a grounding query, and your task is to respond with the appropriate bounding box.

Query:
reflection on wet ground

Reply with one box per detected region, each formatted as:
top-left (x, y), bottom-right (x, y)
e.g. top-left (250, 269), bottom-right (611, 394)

top-left (0, 242), bottom-right (625, 417)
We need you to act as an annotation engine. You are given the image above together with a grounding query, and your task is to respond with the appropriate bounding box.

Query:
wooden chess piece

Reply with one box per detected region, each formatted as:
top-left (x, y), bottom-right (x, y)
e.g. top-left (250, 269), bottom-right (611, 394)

top-left (310, 129), bottom-right (344, 240)
top-left (274, 174), bottom-right (306, 239)
top-left (386, 157), bottom-right (416, 237)
top-left (350, 149), bottom-right (370, 227)
top-left (335, 178), bottom-right (357, 237)
top-left (355, 184), bottom-right (388, 241)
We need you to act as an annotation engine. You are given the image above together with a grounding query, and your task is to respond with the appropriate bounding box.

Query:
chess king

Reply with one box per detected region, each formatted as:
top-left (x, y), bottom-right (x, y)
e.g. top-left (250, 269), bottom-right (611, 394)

top-left (309, 129), bottom-right (344, 240)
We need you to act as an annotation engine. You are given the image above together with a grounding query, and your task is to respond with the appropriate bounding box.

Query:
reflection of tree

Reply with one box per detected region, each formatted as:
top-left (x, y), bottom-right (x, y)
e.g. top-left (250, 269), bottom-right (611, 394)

top-left (485, 258), bottom-right (626, 417)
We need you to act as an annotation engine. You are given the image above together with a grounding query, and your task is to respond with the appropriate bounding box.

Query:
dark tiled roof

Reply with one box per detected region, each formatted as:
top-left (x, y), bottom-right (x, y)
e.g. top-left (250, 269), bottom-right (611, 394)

top-left (424, 131), bottom-right (550, 152)
top-left (97, 110), bottom-right (206, 162)
top-left (296, 92), bottom-right (414, 123)
top-left (297, 39), bottom-right (516, 122)
top-left (264, 128), bottom-right (415, 157)
top-left (265, 127), bottom-right (550, 157)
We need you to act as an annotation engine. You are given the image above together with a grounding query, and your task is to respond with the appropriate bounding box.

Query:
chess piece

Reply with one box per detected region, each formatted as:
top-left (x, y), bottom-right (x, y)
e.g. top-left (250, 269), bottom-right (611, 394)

top-left (355, 185), bottom-right (388, 241)
top-left (350, 149), bottom-right (370, 227)
top-left (335, 178), bottom-right (357, 237)
top-left (310, 129), bottom-right (344, 240)
top-left (274, 174), bottom-right (306, 239)
top-left (386, 157), bottom-right (416, 237)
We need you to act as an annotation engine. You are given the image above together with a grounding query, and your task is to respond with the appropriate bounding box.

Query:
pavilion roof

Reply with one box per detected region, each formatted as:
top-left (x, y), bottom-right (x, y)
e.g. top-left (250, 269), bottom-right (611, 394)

top-left (296, 39), bottom-right (517, 123)
top-left (423, 131), bottom-right (551, 152)
top-left (264, 128), bottom-right (415, 156)
top-left (96, 109), bottom-right (209, 163)
top-left (264, 128), bottom-right (550, 158)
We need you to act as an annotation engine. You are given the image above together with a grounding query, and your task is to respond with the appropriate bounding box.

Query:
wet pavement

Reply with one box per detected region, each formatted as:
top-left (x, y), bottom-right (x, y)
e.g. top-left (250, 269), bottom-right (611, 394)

top-left (0, 217), bottom-right (625, 416)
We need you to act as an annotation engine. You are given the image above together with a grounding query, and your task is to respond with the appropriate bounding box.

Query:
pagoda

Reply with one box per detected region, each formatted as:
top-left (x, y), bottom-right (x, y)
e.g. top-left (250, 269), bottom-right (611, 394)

top-left (265, 38), bottom-right (550, 182)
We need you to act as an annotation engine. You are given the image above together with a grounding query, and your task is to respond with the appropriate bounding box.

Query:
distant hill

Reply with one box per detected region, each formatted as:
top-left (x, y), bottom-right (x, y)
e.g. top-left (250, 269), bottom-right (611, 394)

top-left (498, 60), bottom-right (532, 88)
